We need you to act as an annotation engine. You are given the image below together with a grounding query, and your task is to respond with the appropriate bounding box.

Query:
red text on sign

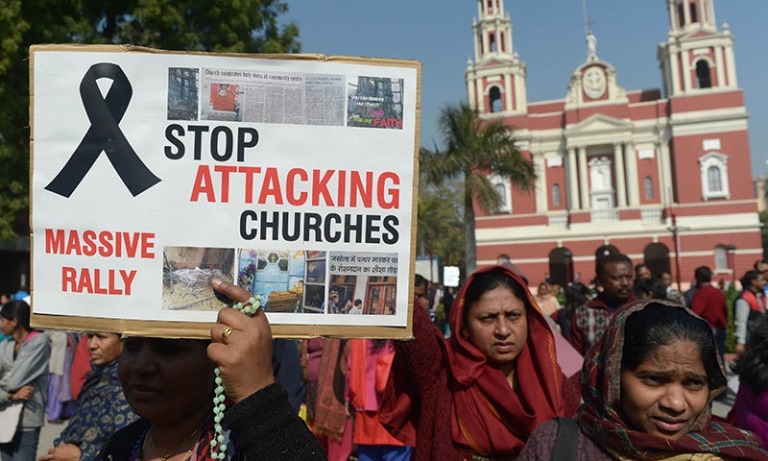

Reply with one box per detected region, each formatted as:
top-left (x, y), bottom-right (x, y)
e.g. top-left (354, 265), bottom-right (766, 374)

top-left (61, 267), bottom-right (137, 295)
top-left (45, 229), bottom-right (155, 259)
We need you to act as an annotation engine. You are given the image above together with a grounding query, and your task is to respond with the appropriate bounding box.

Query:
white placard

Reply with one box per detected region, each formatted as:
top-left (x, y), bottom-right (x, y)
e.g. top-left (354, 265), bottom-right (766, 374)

top-left (30, 45), bottom-right (420, 337)
top-left (443, 266), bottom-right (461, 287)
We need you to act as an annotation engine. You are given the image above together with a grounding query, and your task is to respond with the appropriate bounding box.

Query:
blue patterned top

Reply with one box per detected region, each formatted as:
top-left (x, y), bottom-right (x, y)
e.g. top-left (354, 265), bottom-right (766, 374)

top-left (55, 360), bottom-right (138, 461)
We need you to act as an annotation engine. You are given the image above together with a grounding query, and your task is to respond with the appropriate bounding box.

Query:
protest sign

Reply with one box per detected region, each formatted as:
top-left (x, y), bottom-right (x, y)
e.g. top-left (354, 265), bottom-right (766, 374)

top-left (30, 45), bottom-right (420, 338)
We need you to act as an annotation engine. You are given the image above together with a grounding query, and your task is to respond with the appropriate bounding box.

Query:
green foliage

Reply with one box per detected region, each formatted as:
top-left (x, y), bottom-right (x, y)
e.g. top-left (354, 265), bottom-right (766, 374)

top-left (0, 0), bottom-right (301, 239)
top-left (420, 102), bottom-right (535, 275)
top-left (725, 285), bottom-right (739, 353)
top-left (760, 211), bottom-right (768, 251)
top-left (417, 178), bottom-right (465, 278)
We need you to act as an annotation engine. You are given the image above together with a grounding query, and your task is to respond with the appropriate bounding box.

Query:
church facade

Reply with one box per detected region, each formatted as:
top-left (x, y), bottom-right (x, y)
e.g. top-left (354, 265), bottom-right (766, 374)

top-left (467, 0), bottom-right (761, 288)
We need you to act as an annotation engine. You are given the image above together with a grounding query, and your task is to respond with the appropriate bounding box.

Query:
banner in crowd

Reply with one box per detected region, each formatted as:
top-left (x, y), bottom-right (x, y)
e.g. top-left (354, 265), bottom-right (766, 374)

top-left (30, 45), bottom-right (420, 338)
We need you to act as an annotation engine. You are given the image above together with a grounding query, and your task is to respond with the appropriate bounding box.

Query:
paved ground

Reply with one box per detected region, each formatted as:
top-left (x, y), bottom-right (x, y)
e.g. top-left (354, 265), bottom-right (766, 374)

top-left (37, 420), bottom-right (64, 458)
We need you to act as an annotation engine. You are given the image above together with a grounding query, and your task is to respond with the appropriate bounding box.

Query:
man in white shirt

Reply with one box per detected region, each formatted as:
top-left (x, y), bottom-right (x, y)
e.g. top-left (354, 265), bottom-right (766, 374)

top-left (348, 299), bottom-right (363, 315)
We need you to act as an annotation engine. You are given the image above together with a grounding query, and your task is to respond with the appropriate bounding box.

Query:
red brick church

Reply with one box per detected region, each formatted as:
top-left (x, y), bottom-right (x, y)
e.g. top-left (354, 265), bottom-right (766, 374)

top-left (468, 0), bottom-right (762, 288)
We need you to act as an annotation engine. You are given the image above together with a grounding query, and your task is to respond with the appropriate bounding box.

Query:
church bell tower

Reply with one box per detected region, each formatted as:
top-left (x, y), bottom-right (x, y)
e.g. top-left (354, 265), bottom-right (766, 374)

top-left (465, 0), bottom-right (527, 116)
top-left (658, 0), bottom-right (738, 97)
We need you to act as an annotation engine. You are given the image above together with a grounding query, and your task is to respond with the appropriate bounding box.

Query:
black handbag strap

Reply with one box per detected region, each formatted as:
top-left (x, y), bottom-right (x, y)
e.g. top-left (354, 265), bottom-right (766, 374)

top-left (551, 417), bottom-right (579, 461)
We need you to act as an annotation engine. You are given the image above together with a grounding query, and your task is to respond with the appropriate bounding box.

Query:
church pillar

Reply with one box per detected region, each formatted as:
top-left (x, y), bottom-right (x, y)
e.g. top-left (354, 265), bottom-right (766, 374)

top-left (625, 143), bottom-right (640, 206)
top-left (725, 44), bottom-right (738, 87)
top-left (504, 73), bottom-right (513, 112)
top-left (660, 139), bottom-right (675, 205)
top-left (715, 46), bottom-right (725, 88)
top-left (578, 147), bottom-right (589, 210)
top-left (567, 147), bottom-right (579, 210)
top-left (668, 1), bottom-right (676, 30)
top-left (476, 80), bottom-right (485, 114)
top-left (614, 143), bottom-right (627, 208)
top-left (655, 142), bottom-right (667, 207)
top-left (681, 49), bottom-right (692, 92)
top-left (669, 50), bottom-right (681, 95)
top-left (534, 155), bottom-right (547, 213)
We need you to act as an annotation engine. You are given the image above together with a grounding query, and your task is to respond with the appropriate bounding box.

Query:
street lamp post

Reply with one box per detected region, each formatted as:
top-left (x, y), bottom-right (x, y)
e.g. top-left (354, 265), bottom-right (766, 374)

top-left (668, 213), bottom-right (683, 290)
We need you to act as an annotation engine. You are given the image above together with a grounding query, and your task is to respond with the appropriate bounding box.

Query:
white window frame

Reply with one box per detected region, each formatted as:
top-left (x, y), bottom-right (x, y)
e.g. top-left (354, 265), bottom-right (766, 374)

top-left (698, 152), bottom-right (730, 200)
top-left (489, 174), bottom-right (512, 213)
top-left (714, 245), bottom-right (728, 271)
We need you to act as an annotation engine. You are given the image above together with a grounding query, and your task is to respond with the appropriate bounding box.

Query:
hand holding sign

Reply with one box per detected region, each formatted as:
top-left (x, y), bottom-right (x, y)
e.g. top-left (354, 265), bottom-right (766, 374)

top-left (208, 278), bottom-right (274, 404)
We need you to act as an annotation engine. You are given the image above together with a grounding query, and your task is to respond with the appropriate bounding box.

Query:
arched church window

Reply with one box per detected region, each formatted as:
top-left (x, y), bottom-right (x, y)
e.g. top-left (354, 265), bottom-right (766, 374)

top-left (714, 245), bottom-right (728, 271)
top-left (644, 176), bottom-right (654, 200)
top-left (689, 2), bottom-right (698, 23)
top-left (698, 152), bottom-right (729, 200)
top-left (696, 60), bottom-right (712, 88)
top-left (489, 174), bottom-right (511, 212)
top-left (552, 183), bottom-right (561, 207)
top-left (677, 3), bottom-right (685, 27)
top-left (489, 34), bottom-right (497, 52)
top-left (489, 86), bottom-right (502, 113)
top-left (707, 166), bottom-right (722, 192)
top-left (495, 183), bottom-right (507, 208)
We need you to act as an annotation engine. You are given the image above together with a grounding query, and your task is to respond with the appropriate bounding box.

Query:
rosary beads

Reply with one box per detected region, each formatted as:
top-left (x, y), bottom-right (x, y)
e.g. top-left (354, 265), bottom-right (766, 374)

top-left (209, 295), bottom-right (261, 460)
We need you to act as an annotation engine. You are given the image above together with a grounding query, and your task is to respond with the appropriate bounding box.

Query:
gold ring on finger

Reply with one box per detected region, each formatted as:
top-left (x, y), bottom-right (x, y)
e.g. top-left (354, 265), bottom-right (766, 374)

top-left (221, 326), bottom-right (233, 344)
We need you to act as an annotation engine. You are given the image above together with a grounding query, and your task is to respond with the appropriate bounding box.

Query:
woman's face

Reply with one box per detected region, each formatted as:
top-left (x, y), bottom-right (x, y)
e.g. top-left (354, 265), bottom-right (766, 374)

top-left (87, 332), bottom-right (123, 367)
top-left (464, 285), bottom-right (527, 369)
top-left (0, 316), bottom-right (15, 336)
top-left (620, 340), bottom-right (709, 440)
top-left (119, 338), bottom-right (216, 425)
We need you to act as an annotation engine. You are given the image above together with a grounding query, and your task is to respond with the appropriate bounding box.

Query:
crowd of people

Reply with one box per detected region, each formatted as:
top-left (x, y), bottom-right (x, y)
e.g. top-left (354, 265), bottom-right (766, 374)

top-left (1, 253), bottom-right (768, 460)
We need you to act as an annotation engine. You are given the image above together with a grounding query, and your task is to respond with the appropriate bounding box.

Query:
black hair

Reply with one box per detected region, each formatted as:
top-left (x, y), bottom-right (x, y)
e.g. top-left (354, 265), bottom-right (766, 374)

top-left (634, 277), bottom-right (668, 300)
top-left (621, 303), bottom-right (724, 390)
top-left (371, 339), bottom-right (388, 350)
top-left (560, 282), bottom-right (590, 327)
top-left (734, 316), bottom-right (768, 392)
top-left (0, 300), bottom-right (32, 332)
top-left (414, 273), bottom-right (428, 289)
top-left (463, 268), bottom-right (526, 325)
top-left (694, 266), bottom-right (713, 284)
top-left (753, 260), bottom-right (768, 271)
top-left (564, 282), bottom-right (589, 309)
top-left (596, 253), bottom-right (633, 280)
top-left (740, 270), bottom-right (761, 291)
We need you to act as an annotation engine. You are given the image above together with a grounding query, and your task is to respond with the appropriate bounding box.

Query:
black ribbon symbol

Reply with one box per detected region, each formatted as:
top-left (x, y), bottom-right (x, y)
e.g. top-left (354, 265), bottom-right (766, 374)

top-left (45, 63), bottom-right (161, 197)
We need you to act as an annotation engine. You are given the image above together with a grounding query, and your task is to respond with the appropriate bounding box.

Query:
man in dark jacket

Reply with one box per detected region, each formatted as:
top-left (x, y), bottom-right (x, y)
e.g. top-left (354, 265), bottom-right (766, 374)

top-left (570, 252), bottom-right (637, 355)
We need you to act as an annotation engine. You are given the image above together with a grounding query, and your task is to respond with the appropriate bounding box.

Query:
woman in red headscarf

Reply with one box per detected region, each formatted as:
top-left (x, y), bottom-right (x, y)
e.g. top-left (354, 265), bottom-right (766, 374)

top-left (380, 265), bottom-right (575, 460)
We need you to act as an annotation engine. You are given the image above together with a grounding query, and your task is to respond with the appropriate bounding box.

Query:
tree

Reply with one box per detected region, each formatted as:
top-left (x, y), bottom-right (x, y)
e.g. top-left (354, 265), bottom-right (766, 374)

top-left (420, 102), bottom-right (535, 276)
top-left (417, 178), bottom-right (465, 281)
top-left (0, 0), bottom-right (300, 239)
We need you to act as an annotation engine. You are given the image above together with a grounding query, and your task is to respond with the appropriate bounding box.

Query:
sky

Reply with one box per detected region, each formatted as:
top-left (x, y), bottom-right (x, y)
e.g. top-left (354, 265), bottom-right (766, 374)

top-left (283, 1), bottom-right (768, 177)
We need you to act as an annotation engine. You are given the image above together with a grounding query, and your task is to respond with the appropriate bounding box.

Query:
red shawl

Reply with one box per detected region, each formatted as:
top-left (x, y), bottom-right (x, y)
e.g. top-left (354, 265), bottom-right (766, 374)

top-left (313, 339), bottom-right (348, 440)
top-left (578, 299), bottom-right (768, 460)
top-left (384, 265), bottom-right (565, 456)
